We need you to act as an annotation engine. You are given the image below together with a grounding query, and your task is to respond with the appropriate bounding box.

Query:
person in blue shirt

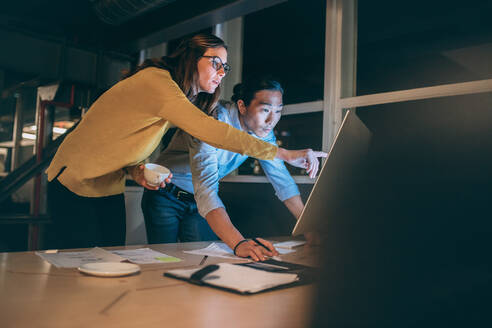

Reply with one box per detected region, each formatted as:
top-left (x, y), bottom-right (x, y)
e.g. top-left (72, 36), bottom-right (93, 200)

top-left (141, 77), bottom-right (323, 261)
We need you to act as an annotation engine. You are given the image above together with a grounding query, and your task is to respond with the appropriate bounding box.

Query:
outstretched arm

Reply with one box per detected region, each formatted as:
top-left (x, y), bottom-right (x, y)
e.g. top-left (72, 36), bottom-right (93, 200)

top-left (283, 195), bottom-right (304, 219)
top-left (149, 69), bottom-right (327, 167)
top-left (275, 148), bottom-right (328, 178)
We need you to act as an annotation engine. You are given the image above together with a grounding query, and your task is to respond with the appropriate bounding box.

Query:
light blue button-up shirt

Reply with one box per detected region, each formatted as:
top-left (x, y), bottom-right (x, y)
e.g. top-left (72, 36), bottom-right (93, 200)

top-left (155, 101), bottom-right (300, 218)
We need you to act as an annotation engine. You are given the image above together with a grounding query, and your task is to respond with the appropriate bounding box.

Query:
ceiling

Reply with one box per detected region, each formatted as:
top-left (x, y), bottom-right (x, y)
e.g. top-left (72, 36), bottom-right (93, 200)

top-left (0, 0), bottom-right (285, 55)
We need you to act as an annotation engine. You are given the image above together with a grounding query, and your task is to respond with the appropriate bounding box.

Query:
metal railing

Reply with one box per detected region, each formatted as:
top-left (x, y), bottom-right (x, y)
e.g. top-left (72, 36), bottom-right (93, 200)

top-left (0, 124), bottom-right (76, 204)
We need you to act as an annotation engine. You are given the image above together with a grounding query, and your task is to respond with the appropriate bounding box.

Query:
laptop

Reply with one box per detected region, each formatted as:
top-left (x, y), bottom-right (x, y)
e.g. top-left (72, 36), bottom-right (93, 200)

top-left (292, 109), bottom-right (372, 236)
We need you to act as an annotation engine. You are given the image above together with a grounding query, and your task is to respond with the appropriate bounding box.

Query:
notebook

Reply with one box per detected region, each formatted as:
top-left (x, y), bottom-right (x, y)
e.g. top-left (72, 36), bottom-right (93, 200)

top-left (164, 259), bottom-right (316, 294)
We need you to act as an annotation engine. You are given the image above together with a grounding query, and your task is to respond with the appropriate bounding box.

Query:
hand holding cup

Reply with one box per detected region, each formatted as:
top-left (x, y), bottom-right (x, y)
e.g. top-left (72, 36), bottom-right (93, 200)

top-left (143, 163), bottom-right (171, 187)
top-left (129, 163), bottom-right (172, 190)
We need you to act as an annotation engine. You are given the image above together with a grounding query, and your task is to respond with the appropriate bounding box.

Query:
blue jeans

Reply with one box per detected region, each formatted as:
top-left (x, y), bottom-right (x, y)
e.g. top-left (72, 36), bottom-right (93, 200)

top-left (141, 188), bottom-right (217, 244)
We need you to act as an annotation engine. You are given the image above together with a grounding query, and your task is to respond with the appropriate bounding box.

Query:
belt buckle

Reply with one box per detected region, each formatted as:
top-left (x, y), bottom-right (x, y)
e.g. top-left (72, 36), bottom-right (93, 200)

top-left (177, 190), bottom-right (187, 200)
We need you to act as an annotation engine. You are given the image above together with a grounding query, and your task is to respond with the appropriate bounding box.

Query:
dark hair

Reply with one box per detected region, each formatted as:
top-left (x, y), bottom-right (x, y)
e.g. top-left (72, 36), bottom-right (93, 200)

top-left (231, 76), bottom-right (284, 107)
top-left (124, 33), bottom-right (227, 114)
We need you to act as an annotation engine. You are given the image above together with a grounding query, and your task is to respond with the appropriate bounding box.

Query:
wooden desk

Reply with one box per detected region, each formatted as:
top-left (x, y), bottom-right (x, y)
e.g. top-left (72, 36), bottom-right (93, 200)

top-left (0, 240), bottom-right (319, 328)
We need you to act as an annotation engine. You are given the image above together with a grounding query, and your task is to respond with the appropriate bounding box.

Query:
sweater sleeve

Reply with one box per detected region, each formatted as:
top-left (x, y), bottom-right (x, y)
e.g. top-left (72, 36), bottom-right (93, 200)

top-left (151, 69), bottom-right (277, 161)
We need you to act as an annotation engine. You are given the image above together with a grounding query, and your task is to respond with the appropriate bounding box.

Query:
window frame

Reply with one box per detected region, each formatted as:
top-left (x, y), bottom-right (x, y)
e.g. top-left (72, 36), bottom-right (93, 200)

top-left (225, 0), bottom-right (492, 183)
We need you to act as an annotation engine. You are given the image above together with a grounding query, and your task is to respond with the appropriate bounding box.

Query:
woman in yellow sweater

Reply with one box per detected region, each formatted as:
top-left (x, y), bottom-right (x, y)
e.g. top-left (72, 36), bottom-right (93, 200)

top-left (46, 33), bottom-right (326, 249)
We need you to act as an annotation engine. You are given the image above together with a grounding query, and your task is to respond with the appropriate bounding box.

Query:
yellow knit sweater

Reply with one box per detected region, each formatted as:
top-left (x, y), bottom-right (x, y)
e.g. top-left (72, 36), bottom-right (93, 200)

top-left (46, 68), bottom-right (277, 197)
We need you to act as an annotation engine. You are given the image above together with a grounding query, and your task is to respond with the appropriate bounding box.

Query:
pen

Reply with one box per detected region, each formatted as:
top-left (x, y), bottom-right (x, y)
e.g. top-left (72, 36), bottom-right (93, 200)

top-left (199, 255), bottom-right (208, 266)
top-left (252, 238), bottom-right (272, 253)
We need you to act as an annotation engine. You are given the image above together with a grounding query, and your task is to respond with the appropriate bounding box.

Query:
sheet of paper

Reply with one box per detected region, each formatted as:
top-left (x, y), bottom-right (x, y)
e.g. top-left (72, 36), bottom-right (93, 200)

top-left (184, 242), bottom-right (294, 259)
top-left (36, 247), bottom-right (124, 268)
top-left (276, 248), bottom-right (295, 254)
top-left (273, 240), bottom-right (307, 249)
top-left (111, 248), bottom-right (181, 264)
top-left (184, 242), bottom-right (238, 259)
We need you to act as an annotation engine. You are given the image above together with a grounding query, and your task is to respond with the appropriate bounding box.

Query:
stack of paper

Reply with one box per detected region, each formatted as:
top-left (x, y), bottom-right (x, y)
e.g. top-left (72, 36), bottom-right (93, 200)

top-left (36, 247), bottom-right (182, 268)
top-left (184, 242), bottom-right (297, 259)
top-left (273, 240), bottom-right (307, 249)
top-left (183, 243), bottom-right (237, 259)
top-left (36, 247), bottom-right (124, 268)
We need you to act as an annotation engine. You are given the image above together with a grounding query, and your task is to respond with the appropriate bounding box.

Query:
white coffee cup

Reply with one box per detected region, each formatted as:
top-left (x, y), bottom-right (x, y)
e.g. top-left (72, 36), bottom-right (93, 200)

top-left (143, 163), bottom-right (171, 187)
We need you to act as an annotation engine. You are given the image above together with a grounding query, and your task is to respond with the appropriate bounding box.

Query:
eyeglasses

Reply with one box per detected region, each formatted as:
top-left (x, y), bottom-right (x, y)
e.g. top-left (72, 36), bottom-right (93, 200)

top-left (201, 55), bottom-right (231, 75)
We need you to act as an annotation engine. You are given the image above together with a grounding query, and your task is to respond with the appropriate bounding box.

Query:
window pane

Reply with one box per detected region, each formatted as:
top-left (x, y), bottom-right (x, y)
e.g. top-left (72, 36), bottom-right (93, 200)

top-left (350, 93), bottom-right (492, 259)
top-left (242, 0), bottom-right (326, 104)
top-left (357, 0), bottom-right (492, 96)
top-left (356, 92), bottom-right (492, 182)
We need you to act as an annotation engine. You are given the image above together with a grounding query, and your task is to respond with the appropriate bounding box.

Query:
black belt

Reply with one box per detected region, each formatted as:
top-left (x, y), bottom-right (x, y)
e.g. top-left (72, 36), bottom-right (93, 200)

top-left (163, 183), bottom-right (195, 203)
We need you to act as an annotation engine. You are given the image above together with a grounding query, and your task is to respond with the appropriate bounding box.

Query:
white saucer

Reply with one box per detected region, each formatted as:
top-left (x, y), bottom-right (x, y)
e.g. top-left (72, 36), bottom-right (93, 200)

top-left (78, 262), bottom-right (140, 277)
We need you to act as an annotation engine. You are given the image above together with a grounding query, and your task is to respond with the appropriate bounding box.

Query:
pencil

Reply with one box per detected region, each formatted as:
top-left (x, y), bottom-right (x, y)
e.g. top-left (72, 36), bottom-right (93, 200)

top-left (252, 238), bottom-right (271, 252)
top-left (199, 255), bottom-right (208, 266)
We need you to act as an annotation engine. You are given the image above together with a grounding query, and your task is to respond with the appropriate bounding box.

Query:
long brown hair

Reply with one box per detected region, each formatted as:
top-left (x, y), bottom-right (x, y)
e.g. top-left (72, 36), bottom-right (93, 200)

top-left (124, 33), bottom-right (227, 114)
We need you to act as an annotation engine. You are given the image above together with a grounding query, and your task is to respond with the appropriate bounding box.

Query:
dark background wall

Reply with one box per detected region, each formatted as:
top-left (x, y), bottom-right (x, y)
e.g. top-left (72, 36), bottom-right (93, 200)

top-left (219, 182), bottom-right (314, 239)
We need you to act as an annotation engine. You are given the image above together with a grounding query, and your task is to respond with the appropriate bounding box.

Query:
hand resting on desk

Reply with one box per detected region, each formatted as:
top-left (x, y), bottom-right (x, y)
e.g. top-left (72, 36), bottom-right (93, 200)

top-left (235, 238), bottom-right (279, 262)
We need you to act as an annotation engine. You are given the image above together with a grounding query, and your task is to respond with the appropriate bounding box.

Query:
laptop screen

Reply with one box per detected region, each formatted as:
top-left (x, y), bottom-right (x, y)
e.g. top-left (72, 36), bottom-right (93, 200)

top-left (292, 110), bottom-right (372, 236)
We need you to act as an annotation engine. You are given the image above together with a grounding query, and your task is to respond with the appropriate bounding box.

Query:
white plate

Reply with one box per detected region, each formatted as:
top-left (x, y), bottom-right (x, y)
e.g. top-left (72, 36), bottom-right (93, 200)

top-left (78, 262), bottom-right (140, 277)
